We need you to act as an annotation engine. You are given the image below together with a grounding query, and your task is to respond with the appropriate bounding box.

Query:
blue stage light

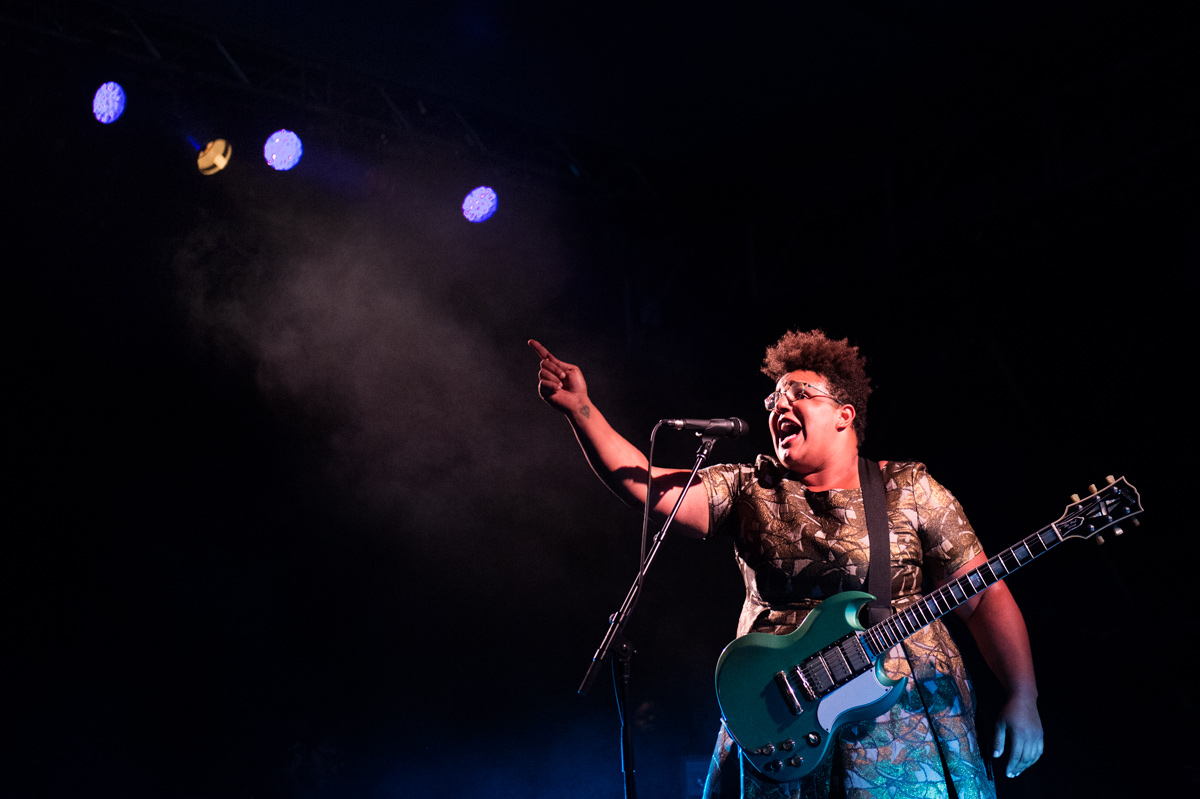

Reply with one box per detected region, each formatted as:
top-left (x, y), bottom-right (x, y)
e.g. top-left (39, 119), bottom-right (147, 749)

top-left (263, 129), bottom-right (303, 170)
top-left (92, 81), bottom-right (126, 124)
top-left (462, 186), bottom-right (498, 222)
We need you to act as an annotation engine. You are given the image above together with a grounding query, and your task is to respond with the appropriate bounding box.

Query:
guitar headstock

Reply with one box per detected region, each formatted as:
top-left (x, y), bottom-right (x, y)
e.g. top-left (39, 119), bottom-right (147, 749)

top-left (1055, 476), bottom-right (1143, 544)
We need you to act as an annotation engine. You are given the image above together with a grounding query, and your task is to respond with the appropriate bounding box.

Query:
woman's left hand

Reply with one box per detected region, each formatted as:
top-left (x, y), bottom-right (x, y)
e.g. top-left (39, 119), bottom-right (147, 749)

top-left (993, 691), bottom-right (1043, 778)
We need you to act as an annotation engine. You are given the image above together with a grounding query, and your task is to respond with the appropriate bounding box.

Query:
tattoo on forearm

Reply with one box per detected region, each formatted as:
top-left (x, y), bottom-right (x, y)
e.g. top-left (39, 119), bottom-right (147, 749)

top-left (579, 405), bottom-right (591, 419)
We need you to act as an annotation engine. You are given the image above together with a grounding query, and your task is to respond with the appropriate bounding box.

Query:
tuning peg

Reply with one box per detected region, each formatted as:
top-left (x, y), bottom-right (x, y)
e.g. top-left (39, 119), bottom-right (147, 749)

top-left (1088, 484), bottom-right (1099, 495)
top-left (1113, 526), bottom-right (1124, 536)
top-left (1096, 535), bottom-right (1106, 545)
top-left (1106, 475), bottom-right (1117, 485)
top-left (1070, 493), bottom-right (1081, 503)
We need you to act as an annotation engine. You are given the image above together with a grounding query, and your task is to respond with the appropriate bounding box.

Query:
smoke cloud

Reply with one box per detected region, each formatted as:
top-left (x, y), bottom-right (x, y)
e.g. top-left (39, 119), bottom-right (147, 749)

top-left (173, 168), bottom-right (592, 556)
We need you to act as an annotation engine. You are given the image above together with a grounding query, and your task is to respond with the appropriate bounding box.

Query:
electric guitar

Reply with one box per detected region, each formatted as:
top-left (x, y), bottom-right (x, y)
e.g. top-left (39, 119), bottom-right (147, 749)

top-left (713, 476), bottom-right (1143, 782)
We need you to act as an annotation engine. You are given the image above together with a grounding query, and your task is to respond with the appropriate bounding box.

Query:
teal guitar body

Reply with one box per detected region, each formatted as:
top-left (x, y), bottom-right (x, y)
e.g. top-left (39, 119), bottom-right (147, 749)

top-left (714, 591), bottom-right (903, 782)
top-left (713, 476), bottom-right (1143, 783)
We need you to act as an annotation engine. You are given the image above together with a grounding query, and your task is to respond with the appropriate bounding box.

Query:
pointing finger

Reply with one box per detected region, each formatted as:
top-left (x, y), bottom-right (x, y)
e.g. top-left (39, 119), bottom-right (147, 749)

top-left (527, 339), bottom-right (553, 361)
top-left (528, 339), bottom-right (572, 379)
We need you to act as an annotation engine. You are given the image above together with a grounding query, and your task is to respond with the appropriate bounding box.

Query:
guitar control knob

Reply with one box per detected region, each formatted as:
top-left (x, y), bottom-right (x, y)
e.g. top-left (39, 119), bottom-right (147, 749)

top-left (788, 755), bottom-right (804, 768)
top-left (767, 760), bottom-right (783, 772)
top-left (805, 732), bottom-right (821, 747)
top-left (759, 743), bottom-right (776, 756)
top-left (780, 738), bottom-right (795, 751)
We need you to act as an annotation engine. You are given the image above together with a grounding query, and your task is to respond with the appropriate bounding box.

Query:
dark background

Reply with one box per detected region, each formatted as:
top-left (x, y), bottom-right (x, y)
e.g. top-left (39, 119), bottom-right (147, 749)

top-left (4, 2), bottom-right (1192, 797)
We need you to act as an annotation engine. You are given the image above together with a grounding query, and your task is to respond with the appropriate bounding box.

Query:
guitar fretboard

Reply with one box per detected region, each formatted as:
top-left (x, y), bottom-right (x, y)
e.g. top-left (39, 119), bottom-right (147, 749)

top-left (785, 478), bottom-right (1138, 701)
top-left (861, 522), bottom-right (1063, 658)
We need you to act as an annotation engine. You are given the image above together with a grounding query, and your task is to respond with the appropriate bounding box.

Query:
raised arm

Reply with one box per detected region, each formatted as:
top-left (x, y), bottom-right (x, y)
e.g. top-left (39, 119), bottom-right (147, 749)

top-left (528, 339), bottom-right (709, 538)
top-left (948, 553), bottom-right (1044, 779)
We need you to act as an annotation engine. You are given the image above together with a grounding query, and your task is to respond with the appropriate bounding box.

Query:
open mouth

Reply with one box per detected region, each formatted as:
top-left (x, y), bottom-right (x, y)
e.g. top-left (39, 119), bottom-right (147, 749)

top-left (777, 418), bottom-right (802, 445)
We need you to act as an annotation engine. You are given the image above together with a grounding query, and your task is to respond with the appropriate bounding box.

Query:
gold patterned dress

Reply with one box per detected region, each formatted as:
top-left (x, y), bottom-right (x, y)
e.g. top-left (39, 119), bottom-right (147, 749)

top-left (698, 458), bottom-right (996, 799)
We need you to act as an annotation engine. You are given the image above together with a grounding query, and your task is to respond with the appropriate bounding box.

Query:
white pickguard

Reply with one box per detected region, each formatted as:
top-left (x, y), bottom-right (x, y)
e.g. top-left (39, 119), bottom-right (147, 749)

top-left (815, 669), bottom-right (893, 730)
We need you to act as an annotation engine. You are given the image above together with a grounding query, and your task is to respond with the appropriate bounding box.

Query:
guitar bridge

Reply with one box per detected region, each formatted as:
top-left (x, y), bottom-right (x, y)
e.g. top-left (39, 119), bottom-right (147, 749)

top-left (773, 671), bottom-right (803, 715)
top-left (773, 664), bottom-right (816, 715)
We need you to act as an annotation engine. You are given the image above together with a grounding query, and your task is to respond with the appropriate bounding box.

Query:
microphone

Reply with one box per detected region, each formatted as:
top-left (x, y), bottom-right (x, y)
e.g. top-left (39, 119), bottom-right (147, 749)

top-left (661, 417), bottom-right (749, 437)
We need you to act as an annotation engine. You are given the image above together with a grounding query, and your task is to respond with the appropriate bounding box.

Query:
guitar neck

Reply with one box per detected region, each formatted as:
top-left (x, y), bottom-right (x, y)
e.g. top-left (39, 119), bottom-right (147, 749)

top-left (861, 521), bottom-right (1064, 657)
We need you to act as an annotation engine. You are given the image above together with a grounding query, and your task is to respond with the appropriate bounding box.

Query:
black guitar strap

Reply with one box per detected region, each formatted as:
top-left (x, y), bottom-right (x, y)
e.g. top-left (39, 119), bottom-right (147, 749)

top-left (859, 456), bottom-right (892, 626)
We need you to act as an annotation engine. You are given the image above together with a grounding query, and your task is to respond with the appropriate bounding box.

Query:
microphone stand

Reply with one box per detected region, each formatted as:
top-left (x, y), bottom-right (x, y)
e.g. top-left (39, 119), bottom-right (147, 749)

top-left (579, 433), bottom-right (720, 799)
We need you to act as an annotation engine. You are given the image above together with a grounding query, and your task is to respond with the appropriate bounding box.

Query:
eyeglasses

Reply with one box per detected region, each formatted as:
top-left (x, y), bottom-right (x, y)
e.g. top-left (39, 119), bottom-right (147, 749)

top-left (764, 380), bottom-right (843, 411)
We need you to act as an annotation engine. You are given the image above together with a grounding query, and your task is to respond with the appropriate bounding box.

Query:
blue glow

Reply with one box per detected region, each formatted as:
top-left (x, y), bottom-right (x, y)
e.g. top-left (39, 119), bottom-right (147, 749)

top-left (263, 129), bottom-right (303, 171)
top-left (92, 82), bottom-right (126, 124)
top-left (462, 186), bottom-right (498, 223)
